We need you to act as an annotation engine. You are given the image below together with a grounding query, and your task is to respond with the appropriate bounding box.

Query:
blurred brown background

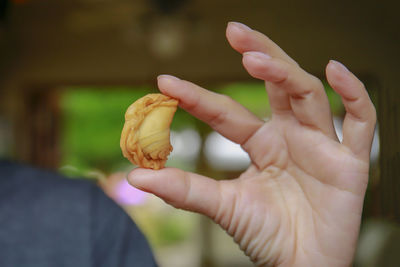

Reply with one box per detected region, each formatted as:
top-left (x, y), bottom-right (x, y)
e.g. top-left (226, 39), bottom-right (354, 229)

top-left (0, 0), bottom-right (399, 266)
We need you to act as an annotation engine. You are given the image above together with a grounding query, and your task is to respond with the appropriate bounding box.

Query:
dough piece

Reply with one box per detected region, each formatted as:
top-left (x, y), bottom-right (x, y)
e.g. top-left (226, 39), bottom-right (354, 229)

top-left (120, 93), bottom-right (178, 170)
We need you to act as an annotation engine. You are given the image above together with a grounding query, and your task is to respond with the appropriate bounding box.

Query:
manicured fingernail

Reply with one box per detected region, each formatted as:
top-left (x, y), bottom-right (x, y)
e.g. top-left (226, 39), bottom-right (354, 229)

top-left (228, 21), bottom-right (252, 31)
top-left (127, 168), bottom-right (151, 186)
top-left (157, 74), bottom-right (180, 82)
top-left (329, 60), bottom-right (350, 73)
top-left (244, 51), bottom-right (272, 60)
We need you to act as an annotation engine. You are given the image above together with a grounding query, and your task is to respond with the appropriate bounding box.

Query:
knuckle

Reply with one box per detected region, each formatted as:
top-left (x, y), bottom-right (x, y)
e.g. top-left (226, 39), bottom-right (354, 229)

top-left (289, 73), bottom-right (322, 99)
top-left (209, 109), bottom-right (228, 128)
top-left (208, 94), bottom-right (234, 128)
top-left (180, 171), bottom-right (192, 206)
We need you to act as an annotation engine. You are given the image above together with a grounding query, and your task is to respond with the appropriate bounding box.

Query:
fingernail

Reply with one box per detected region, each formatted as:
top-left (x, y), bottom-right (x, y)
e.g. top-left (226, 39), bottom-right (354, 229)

top-left (244, 51), bottom-right (272, 60)
top-left (228, 21), bottom-right (252, 31)
top-left (329, 60), bottom-right (350, 73)
top-left (157, 74), bottom-right (180, 82)
top-left (127, 168), bottom-right (150, 186)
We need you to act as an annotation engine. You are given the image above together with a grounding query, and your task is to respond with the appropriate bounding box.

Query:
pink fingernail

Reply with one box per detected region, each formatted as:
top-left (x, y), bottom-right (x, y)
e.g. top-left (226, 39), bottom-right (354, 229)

top-left (329, 60), bottom-right (350, 73)
top-left (157, 74), bottom-right (180, 82)
top-left (228, 21), bottom-right (252, 31)
top-left (244, 51), bottom-right (272, 60)
top-left (127, 168), bottom-right (153, 186)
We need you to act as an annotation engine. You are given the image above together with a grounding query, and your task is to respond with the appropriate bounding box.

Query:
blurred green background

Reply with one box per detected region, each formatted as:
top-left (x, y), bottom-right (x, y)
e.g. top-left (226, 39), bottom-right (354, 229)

top-left (58, 82), bottom-right (345, 177)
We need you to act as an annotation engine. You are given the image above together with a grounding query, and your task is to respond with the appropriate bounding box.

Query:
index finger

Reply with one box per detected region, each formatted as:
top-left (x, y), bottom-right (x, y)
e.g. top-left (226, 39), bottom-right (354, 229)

top-left (157, 75), bottom-right (264, 145)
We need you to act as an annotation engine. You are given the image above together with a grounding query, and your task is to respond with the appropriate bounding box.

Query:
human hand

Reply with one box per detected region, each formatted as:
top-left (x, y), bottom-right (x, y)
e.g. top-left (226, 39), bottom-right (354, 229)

top-left (127, 22), bottom-right (376, 267)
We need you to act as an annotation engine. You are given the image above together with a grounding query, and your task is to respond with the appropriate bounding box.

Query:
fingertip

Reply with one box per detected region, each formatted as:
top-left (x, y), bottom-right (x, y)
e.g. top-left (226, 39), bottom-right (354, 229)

top-left (157, 74), bottom-right (181, 91)
top-left (127, 167), bottom-right (151, 180)
top-left (326, 60), bottom-right (363, 100)
top-left (327, 60), bottom-right (350, 72)
top-left (326, 60), bottom-right (359, 83)
top-left (128, 167), bottom-right (191, 210)
top-left (226, 22), bottom-right (253, 53)
top-left (242, 52), bottom-right (287, 83)
top-left (127, 168), bottom-right (160, 191)
top-left (156, 74), bottom-right (187, 99)
top-left (227, 21), bottom-right (253, 33)
top-left (242, 51), bottom-right (272, 70)
top-left (242, 51), bottom-right (267, 78)
top-left (157, 74), bottom-right (181, 82)
top-left (326, 60), bottom-right (348, 83)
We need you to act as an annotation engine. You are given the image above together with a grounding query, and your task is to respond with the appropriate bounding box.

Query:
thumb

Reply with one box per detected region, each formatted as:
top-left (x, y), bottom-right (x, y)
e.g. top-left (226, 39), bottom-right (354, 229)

top-left (127, 167), bottom-right (222, 218)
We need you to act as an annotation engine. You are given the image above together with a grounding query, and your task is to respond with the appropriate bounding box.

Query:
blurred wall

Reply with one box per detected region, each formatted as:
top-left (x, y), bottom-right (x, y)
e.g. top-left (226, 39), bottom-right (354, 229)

top-left (0, 0), bottom-right (398, 86)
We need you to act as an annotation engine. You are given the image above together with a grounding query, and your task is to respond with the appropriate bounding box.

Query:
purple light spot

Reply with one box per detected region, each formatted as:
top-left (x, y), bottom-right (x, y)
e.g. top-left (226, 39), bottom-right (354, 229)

top-left (114, 179), bottom-right (148, 206)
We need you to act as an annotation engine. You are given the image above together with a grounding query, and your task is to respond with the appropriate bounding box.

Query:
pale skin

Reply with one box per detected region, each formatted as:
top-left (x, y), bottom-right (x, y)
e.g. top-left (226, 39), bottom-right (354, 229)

top-left (127, 22), bottom-right (377, 267)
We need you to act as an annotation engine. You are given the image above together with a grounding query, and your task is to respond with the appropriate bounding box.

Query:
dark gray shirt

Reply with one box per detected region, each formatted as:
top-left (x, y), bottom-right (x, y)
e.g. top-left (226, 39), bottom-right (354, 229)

top-left (0, 160), bottom-right (157, 267)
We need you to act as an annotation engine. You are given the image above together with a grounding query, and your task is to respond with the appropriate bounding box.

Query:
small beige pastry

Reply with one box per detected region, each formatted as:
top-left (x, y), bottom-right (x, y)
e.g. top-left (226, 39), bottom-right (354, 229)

top-left (120, 93), bottom-right (178, 170)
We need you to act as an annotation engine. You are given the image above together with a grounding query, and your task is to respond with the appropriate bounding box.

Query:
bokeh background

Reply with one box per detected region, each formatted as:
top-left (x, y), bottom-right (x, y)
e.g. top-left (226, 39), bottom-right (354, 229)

top-left (0, 0), bottom-right (399, 266)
